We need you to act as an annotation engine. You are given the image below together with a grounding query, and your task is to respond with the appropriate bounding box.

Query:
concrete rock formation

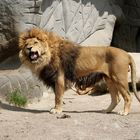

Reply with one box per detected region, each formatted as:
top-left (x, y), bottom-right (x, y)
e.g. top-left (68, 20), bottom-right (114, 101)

top-left (0, 0), bottom-right (140, 101)
top-left (112, 0), bottom-right (140, 52)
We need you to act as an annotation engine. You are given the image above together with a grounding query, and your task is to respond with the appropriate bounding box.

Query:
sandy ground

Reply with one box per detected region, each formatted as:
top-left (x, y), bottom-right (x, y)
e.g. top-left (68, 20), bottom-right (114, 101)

top-left (0, 90), bottom-right (140, 140)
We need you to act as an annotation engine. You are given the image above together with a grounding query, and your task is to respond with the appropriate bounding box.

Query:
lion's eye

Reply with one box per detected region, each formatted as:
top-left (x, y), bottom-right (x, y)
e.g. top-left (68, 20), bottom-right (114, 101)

top-left (25, 43), bottom-right (28, 47)
top-left (34, 41), bottom-right (38, 44)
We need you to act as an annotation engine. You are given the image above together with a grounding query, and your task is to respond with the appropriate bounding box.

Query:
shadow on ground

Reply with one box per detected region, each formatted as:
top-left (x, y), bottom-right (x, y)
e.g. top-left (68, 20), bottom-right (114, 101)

top-left (0, 101), bottom-right (118, 115)
top-left (0, 102), bottom-right (49, 113)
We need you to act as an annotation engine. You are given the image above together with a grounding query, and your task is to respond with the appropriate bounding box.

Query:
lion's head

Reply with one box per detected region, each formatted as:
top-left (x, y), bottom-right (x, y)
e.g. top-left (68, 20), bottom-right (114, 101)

top-left (18, 28), bottom-right (62, 72)
top-left (19, 28), bottom-right (51, 64)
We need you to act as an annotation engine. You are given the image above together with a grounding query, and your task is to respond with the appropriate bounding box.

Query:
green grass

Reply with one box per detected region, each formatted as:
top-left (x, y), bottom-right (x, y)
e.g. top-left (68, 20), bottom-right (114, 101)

top-left (7, 89), bottom-right (27, 107)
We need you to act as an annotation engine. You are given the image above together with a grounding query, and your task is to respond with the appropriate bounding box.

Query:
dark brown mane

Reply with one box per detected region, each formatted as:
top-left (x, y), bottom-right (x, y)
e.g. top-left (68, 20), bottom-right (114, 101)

top-left (39, 64), bottom-right (58, 91)
top-left (39, 40), bottom-right (81, 90)
top-left (59, 41), bottom-right (81, 82)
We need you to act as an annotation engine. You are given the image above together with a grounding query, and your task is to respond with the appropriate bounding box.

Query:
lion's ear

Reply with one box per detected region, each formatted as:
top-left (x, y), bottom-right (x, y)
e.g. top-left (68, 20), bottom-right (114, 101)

top-left (49, 32), bottom-right (60, 42)
top-left (37, 33), bottom-right (49, 42)
top-left (19, 32), bottom-right (28, 49)
top-left (47, 32), bottom-right (62, 48)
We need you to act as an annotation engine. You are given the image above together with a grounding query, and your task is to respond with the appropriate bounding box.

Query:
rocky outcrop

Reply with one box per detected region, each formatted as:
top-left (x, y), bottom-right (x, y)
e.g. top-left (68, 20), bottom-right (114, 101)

top-left (0, 0), bottom-right (44, 101)
top-left (0, 68), bottom-right (44, 102)
top-left (0, 0), bottom-right (140, 101)
top-left (0, 0), bottom-right (116, 56)
top-left (112, 0), bottom-right (140, 52)
top-left (39, 0), bottom-right (116, 46)
top-left (0, 0), bottom-right (117, 100)
top-left (0, 0), bottom-right (42, 62)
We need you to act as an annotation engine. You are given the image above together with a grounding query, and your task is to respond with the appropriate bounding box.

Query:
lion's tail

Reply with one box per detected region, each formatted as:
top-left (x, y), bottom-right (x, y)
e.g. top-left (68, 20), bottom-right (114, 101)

top-left (129, 55), bottom-right (140, 102)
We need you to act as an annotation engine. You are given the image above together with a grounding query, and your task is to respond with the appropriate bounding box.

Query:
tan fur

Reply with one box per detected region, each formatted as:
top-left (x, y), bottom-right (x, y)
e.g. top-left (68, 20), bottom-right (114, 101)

top-left (19, 28), bottom-right (140, 115)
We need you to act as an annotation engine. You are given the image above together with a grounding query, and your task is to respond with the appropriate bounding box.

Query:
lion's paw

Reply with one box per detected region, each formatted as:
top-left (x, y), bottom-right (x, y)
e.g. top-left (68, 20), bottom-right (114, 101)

top-left (117, 111), bottom-right (128, 116)
top-left (50, 108), bottom-right (62, 114)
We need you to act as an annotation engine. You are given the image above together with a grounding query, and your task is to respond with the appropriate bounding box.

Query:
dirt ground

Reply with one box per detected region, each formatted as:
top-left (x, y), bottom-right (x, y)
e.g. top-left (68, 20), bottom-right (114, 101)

top-left (0, 90), bottom-right (140, 140)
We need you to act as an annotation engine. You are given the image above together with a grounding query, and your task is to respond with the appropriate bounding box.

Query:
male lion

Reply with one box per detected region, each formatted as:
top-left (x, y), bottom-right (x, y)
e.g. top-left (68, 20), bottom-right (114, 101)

top-left (19, 28), bottom-right (140, 115)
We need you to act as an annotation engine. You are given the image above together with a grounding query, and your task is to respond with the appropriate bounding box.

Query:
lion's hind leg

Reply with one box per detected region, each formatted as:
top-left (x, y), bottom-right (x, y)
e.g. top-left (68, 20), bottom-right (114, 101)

top-left (111, 71), bottom-right (132, 116)
top-left (117, 81), bottom-right (132, 116)
top-left (102, 78), bottom-right (120, 114)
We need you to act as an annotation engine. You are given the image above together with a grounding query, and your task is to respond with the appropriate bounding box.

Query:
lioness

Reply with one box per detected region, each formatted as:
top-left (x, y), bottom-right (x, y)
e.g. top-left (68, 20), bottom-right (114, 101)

top-left (19, 28), bottom-right (140, 115)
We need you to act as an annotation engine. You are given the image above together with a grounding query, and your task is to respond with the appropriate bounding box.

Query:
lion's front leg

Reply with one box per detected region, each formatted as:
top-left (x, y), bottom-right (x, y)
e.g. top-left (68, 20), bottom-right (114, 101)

top-left (50, 87), bottom-right (64, 114)
top-left (50, 68), bottom-right (65, 114)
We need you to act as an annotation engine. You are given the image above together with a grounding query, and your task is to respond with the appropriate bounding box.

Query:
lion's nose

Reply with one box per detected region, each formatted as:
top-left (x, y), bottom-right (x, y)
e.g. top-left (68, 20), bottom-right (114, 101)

top-left (27, 46), bottom-right (32, 51)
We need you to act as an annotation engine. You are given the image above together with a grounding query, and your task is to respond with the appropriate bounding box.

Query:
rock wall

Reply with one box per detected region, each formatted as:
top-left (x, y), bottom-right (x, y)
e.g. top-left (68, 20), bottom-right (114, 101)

top-left (0, 0), bottom-right (140, 101)
top-left (39, 0), bottom-right (116, 46)
top-left (0, 0), bottom-right (44, 101)
top-left (0, 0), bottom-right (117, 66)
top-left (112, 0), bottom-right (140, 52)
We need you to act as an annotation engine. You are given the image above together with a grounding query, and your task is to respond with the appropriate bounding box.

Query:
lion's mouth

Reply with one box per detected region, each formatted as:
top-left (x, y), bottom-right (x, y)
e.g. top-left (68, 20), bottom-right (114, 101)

top-left (29, 51), bottom-right (39, 61)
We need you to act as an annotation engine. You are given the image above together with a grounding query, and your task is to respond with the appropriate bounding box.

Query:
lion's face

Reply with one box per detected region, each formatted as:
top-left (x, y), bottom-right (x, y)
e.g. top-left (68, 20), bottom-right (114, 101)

top-left (19, 28), bottom-right (53, 68)
top-left (22, 37), bottom-right (47, 64)
top-left (19, 28), bottom-right (63, 73)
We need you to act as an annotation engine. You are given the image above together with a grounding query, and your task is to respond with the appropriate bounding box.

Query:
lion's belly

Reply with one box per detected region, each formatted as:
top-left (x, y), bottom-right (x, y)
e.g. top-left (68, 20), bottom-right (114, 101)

top-left (75, 47), bottom-right (109, 78)
top-left (75, 59), bottom-right (109, 78)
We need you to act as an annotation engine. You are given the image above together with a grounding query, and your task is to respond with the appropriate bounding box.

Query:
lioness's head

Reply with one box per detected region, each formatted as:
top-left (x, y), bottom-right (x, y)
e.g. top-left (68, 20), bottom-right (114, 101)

top-left (19, 28), bottom-right (51, 66)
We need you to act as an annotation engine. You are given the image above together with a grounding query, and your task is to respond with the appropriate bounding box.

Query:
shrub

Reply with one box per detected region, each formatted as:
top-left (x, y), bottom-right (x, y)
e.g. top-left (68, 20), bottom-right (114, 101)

top-left (7, 89), bottom-right (27, 107)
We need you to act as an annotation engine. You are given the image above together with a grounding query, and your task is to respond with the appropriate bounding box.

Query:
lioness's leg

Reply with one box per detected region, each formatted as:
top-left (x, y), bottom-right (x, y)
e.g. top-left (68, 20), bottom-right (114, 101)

top-left (103, 78), bottom-right (120, 113)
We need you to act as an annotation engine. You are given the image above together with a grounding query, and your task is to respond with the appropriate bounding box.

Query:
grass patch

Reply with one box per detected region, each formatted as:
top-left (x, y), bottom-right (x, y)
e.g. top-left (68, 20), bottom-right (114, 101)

top-left (7, 89), bottom-right (27, 107)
